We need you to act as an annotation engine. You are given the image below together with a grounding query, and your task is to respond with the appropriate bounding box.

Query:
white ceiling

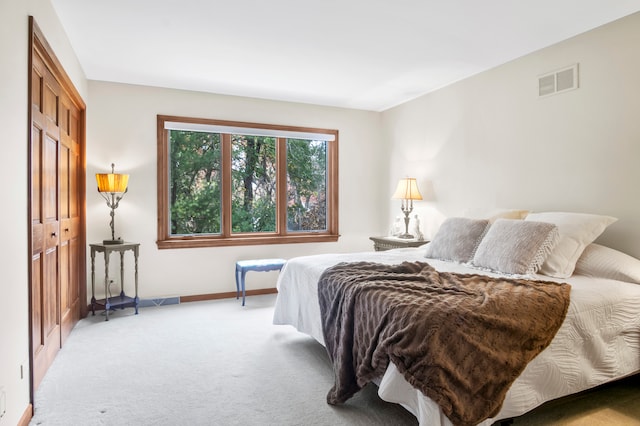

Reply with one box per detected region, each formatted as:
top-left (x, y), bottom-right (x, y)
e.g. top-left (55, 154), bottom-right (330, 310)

top-left (51, 1), bottom-right (640, 111)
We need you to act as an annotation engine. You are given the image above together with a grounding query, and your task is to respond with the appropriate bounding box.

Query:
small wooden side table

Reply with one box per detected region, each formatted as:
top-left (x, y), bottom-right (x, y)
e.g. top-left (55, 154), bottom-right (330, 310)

top-left (90, 242), bottom-right (140, 321)
top-left (369, 236), bottom-right (429, 251)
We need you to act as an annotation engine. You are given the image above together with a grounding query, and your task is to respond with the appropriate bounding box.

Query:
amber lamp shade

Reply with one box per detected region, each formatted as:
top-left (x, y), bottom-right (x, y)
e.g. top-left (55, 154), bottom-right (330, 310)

top-left (96, 163), bottom-right (129, 245)
top-left (96, 172), bottom-right (129, 193)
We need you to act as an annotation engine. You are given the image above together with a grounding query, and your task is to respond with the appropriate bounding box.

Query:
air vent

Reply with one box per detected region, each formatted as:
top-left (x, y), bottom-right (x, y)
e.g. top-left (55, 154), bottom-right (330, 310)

top-left (538, 64), bottom-right (579, 97)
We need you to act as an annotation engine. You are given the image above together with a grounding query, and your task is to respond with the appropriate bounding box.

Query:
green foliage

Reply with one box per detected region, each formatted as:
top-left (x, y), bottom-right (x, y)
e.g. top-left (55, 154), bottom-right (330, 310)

top-left (231, 135), bottom-right (277, 233)
top-left (169, 131), bottom-right (328, 236)
top-left (169, 130), bottom-right (221, 234)
top-left (287, 139), bottom-right (327, 231)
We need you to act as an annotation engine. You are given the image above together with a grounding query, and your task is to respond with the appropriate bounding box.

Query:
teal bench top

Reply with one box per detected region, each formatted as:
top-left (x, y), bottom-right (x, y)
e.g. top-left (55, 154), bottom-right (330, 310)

top-left (236, 258), bottom-right (287, 269)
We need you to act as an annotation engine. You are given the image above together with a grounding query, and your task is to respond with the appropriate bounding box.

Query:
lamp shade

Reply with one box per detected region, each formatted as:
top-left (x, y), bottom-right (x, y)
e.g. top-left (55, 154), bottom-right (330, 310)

top-left (392, 178), bottom-right (423, 200)
top-left (96, 164), bottom-right (129, 193)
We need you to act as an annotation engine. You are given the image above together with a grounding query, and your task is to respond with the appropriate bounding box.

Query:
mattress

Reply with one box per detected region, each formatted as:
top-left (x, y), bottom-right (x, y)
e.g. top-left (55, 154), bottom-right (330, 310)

top-left (272, 247), bottom-right (640, 425)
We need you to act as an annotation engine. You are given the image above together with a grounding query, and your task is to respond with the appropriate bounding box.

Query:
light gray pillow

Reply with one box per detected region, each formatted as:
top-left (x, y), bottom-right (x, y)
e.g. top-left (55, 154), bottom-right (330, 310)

top-left (424, 217), bottom-right (489, 263)
top-left (472, 219), bottom-right (559, 275)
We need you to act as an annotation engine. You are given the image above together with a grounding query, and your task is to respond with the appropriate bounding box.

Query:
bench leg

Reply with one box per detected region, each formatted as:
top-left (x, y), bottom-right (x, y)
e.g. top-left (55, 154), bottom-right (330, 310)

top-left (241, 270), bottom-right (248, 306)
top-left (235, 266), bottom-right (241, 300)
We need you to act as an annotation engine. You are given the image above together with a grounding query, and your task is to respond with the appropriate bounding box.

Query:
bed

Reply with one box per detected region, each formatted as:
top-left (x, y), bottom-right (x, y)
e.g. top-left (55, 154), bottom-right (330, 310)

top-left (273, 213), bottom-right (640, 426)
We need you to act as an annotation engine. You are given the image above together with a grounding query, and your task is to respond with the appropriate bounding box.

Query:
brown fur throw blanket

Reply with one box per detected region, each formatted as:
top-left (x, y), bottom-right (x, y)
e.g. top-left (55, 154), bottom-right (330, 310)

top-left (318, 261), bottom-right (571, 426)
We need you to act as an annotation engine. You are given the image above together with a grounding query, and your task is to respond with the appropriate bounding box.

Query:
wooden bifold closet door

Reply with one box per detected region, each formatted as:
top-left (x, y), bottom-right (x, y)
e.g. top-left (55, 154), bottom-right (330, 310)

top-left (29, 17), bottom-right (86, 394)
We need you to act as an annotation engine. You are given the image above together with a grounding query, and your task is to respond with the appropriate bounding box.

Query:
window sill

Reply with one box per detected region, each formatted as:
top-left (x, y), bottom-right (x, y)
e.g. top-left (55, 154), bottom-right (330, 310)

top-left (156, 233), bottom-right (340, 249)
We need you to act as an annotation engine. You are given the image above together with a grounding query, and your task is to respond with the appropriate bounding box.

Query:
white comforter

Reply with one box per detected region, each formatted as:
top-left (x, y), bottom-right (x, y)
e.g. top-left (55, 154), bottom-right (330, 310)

top-left (272, 247), bottom-right (640, 426)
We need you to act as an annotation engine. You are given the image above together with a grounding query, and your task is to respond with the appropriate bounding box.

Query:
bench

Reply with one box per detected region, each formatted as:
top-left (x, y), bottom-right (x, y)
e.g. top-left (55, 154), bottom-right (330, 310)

top-left (235, 258), bottom-right (287, 306)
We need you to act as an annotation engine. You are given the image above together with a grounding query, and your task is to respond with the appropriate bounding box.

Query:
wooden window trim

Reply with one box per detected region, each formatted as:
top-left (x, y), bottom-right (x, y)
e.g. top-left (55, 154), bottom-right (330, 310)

top-left (156, 115), bottom-right (339, 249)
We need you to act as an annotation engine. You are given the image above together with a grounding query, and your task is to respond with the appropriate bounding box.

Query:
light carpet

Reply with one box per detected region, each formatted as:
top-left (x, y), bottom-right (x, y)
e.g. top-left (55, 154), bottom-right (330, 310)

top-left (29, 294), bottom-right (418, 426)
top-left (29, 293), bottom-right (640, 426)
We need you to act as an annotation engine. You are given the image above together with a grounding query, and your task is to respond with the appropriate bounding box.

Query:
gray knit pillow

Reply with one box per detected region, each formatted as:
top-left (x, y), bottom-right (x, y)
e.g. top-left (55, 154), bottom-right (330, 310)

top-left (424, 217), bottom-right (489, 263)
top-left (472, 219), bottom-right (559, 275)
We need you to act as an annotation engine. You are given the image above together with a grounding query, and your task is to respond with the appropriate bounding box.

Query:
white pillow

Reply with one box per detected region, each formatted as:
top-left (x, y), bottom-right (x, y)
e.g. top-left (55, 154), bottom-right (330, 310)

top-left (487, 209), bottom-right (530, 223)
top-left (574, 243), bottom-right (640, 284)
top-left (525, 212), bottom-right (617, 278)
top-left (463, 208), bottom-right (530, 222)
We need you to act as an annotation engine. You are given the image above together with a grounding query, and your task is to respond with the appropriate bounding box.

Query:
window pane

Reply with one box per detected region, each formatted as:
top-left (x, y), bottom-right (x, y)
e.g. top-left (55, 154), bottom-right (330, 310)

top-left (231, 135), bottom-right (277, 233)
top-left (169, 130), bottom-right (221, 235)
top-left (286, 139), bottom-right (327, 232)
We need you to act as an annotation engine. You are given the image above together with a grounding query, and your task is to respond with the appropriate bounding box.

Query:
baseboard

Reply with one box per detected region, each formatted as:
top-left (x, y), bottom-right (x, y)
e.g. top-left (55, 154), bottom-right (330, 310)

top-left (181, 287), bottom-right (278, 303)
top-left (18, 403), bottom-right (32, 426)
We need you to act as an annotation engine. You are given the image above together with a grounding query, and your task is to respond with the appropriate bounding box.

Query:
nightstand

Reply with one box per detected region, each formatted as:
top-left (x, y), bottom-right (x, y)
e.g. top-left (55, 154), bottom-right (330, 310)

top-left (90, 242), bottom-right (140, 321)
top-left (369, 236), bottom-right (429, 251)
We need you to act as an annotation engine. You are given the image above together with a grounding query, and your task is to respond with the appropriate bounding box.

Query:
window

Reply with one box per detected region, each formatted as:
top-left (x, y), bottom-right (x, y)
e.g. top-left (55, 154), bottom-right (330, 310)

top-left (156, 115), bottom-right (339, 248)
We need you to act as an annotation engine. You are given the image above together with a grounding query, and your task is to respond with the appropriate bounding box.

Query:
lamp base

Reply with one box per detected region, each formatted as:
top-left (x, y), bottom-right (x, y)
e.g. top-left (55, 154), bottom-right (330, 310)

top-left (103, 239), bottom-right (124, 245)
top-left (397, 233), bottom-right (415, 239)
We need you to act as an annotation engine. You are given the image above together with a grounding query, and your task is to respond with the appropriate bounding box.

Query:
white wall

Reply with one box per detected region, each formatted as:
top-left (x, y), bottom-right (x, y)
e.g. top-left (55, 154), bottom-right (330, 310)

top-left (0, 0), bottom-right (87, 424)
top-left (382, 12), bottom-right (640, 258)
top-left (86, 81), bottom-right (387, 299)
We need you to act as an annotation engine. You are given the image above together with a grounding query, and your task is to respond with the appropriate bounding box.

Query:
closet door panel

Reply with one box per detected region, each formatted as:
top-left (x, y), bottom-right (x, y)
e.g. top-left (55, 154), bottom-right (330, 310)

top-left (30, 51), bottom-right (62, 390)
top-left (59, 98), bottom-right (80, 342)
top-left (30, 254), bottom-right (47, 390)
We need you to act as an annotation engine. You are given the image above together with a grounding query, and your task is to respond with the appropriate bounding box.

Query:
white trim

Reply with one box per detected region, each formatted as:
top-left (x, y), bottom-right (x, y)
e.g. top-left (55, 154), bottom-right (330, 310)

top-left (164, 121), bottom-right (336, 141)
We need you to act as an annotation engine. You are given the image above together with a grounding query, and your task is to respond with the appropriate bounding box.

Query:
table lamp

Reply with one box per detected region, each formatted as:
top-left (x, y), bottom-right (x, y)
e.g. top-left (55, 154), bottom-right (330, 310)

top-left (392, 177), bottom-right (422, 239)
top-left (96, 163), bottom-right (129, 244)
